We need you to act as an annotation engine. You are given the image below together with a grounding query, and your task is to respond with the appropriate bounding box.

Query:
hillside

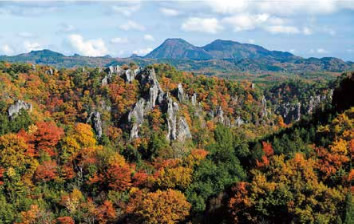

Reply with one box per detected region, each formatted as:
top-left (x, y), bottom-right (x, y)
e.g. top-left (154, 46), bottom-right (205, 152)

top-left (0, 39), bottom-right (353, 81)
top-left (0, 61), bottom-right (352, 223)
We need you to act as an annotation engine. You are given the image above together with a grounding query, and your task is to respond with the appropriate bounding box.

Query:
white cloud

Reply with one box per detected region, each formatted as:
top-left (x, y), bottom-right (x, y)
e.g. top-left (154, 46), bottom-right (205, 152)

top-left (133, 47), bottom-right (153, 56)
top-left (204, 0), bottom-right (352, 16)
top-left (310, 48), bottom-right (329, 54)
top-left (119, 20), bottom-right (145, 31)
top-left (223, 14), bottom-right (269, 31)
top-left (248, 39), bottom-right (255, 44)
top-left (289, 49), bottom-right (296, 53)
top-left (316, 48), bottom-right (328, 54)
top-left (67, 34), bottom-right (108, 56)
top-left (110, 37), bottom-right (129, 44)
top-left (265, 25), bottom-right (300, 34)
top-left (144, 34), bottom-right (155, 41)
top-left (207, 0), bottom-right (247, 14)
top-left (160, 7), bottom-right (180, 16)
top-left (112, 3), bottom-right (140, 16)
top-left (181, 17), bottom-right (222, 34)
top-left (0, 44), bottom-right (14, 55)
top-left (23, 41), bottom-right (42, 52)
top-left (303, 27), bottom-right (312, 35)
top-left (18, 32), bottom-right (34, 38)
top-left (58, 23), bottom-right (76, 33)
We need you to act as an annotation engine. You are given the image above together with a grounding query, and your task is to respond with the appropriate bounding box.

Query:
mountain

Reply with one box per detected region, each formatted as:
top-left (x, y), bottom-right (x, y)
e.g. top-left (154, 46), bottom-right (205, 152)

top-left (202, 39), bottom-right (297, 61)
top-left (145, 38), bottom-right (212, 60)
top-left (0, 39), bottom-right (353, 81)
top-left (144, 39), bottom-right (298, 61)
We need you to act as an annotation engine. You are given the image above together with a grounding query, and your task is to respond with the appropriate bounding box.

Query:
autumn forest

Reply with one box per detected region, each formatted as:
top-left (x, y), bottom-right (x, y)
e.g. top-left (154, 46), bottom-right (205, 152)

top-left (0, 60), bottom-right (352, 224)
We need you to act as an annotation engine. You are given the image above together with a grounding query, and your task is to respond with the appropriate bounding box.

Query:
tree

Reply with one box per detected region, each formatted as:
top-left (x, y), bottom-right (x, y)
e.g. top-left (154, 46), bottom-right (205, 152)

top-left (34, 160), bottom-right (58, 182)
top-left (19, 121), bottom-right (64, 157)
top-left (95, 200), bottom-right (117, 224)
top-left (62, 123), bottom-right (96, 158)
top-left (127, 189), bottom-right (191, 224)
top-left (0, 134), bottom-right (32, 169)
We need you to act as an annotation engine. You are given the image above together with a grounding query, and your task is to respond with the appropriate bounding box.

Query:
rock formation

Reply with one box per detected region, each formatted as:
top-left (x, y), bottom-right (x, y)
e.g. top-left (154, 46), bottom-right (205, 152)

top-left (166, 95), bottom-right (179, 141)
top-left (177, 83), bottom-right (185, 102)
top-left (216, 106), bottom-right (224, 124)
top-left (128, 98), bottom-right (146, 139)
top-left (87, 111), bottom-right (103, 138)
top-left (191, 93), bottom-right (197, 106)
top-left (8, 100), bottom-right (32, 119)
top-left (276, 102), bottom-right (301, 124)
top-left (177, 117), bottom-right (192, 141)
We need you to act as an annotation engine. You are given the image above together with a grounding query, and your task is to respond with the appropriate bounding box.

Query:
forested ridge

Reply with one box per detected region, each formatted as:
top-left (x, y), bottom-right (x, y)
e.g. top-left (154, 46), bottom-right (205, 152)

top-left (0, 61), bottom-right (352, 223)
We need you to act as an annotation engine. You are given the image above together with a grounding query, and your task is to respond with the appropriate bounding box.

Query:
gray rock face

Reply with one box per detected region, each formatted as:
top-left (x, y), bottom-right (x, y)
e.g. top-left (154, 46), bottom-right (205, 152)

top-left (46, 68), bottom-right (54, 75)
top-left (216, 106), bottom-right (224, 124)
top-left (101, 75), bottom-right (109, 86)
top-left (8, 100), bottom-right (32, 119)
top-left (177, 117), bottom-right (192, 141)
top-left (261, 95), bottom-right (268, 118)
top-left (137, 68), bottom-right (164, 111)
top-left (166, 95), bottom-right (179, 141)
top-left (128, 98), bottom-right (146, 139)
top-left (106, 65), bottom-right (124, 75)
top-left (87, 112), bottom-right (103, 138)
top-left (276, 102), bottom-right (301, 124)
top-left (177, 83), bottom-right (185, 102)
top-left (191, 93), bottom-right (197, 106)
top-left (234, 116), bottom-right (244, 127)
top-left (124, 68), bottom-right (140, 83)
top-left (307, 95), bottom-right (322, 114)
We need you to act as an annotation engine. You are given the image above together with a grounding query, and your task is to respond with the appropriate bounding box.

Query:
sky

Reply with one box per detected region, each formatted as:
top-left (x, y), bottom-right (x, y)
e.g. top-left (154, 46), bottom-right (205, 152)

top-left (0, 0), bottom-right (353, 61)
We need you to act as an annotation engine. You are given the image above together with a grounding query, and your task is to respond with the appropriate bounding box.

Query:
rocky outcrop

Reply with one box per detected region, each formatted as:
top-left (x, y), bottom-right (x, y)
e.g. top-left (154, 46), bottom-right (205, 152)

top-left (191, 93), bottom-right (197, 106)
top-left (166, 95), bottom-right (179, 141)
top-left (87, 112), bottom-right (103, 138)
top-left (125, 67), bottom-right (192, 142)
top-left (124, 68), bottom-right (140, 83)
top-left (177, 117), bottom-right (192, 141)
top-left (261, 96), bottom-right (268, 118)
top-left (8, 100), bottom-right (32, 119)
top-left (128, 98), bottom-right (146, 139)
top-left (234, 116), bottom-right (244, 126)
top-left (276, 102), bottom-right (301, 124)
top-left (136, 68), bottom-right (165, 111)
top-left (177, 83), bottom-right (185, 102)
top-left (216, 106), bottom-right (224, 124)
top-left (46, 68), bottom-right (54, 75)
top-left (101, 75), bottom-right (109, 86)
top-left (106, 65), bottom-right (124, 75)
top-left (101, 65), bottom-right (136, 86)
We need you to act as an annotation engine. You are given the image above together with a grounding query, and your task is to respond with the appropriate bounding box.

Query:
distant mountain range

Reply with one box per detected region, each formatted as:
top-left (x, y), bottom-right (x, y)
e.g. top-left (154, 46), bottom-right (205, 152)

top-left (1, 38), bottom-right (353, 79)
top-left (146, 38), bottom-right (297, 61)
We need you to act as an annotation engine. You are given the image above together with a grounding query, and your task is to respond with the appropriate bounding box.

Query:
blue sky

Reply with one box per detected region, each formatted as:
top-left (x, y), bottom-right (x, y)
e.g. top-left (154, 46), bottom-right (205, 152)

top-left (0, 0), bottom-right (353, 61)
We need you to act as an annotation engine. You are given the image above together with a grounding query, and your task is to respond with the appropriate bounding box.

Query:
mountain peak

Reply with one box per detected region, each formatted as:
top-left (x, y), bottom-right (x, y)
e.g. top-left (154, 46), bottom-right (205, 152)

top-left (144, 38), bottom-right (212, 60)
top-left (27, 49), bottom-right (64, 57)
